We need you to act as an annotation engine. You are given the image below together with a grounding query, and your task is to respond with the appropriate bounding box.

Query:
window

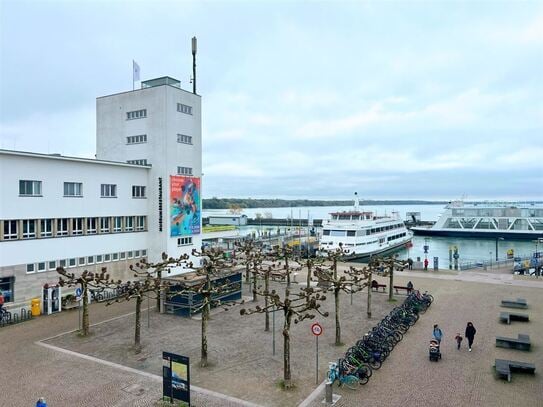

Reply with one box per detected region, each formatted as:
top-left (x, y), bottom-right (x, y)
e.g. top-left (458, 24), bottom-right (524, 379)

top-left (87, 256), bottom-right (94, 265)
top-left (177, 166), bottom-right (193, 176)
top-left (37, 262), bottom-right (46, 272)
top-left (59, 259), bottom-right (66, 268)
top-left (104, 254), bottom-right (111, 262)
top-left (22, 220), bottom-right (36, 239)
top-left (48, 261), bottom-right (56, 270)
top-left (26, 264), bottom-right (35, 273)
top-left (177, 103), bottom-right (193, 115)
top-left (126, 109), bottom-right (147, 120)
top-left (72, 218), bottom-right (83, 235)
top-left (78, 257), bottom-right (85, 266)
top-left (127, 159), bottom-right (149, 166)
top-left (127, 134), bottom-right (147, 144)
top-left (100, 217), bottom-right (110, 233)
top-left (142, 249), bottom-right (147, 257)
top-left (113, 217), bottom-right (123, 232)
top-left (112, 253), bottom-right (119, 261)
top-left (87, 218), bottom-right (97, 234)
top-left (134, 250), bottom-right (140, 257)
top-left (132, 186), bottom-right (146, 198)
top-left (125, 216), bottom-right (134, 231)
top-left (4, 220), bottom-right (18, 240)
top-left (69, 258), bottom-right (76, 267)
top-left (101, 184), bottom-right (117, 198)
top-left (96, 255), bottom-right (103, 263)
top-left (40, 219), bottom-right (53, 237)
top-left (177, 134), bottom-right (193, 144)
top-left (347, 231), bottom-right (356, 237)
top-left (64, 182), bottom-right (83, 197)
top-left (177, 237), bottom-right (193, 246)
top-left (120, 252), bottom-right (126, 260)
top-left (127, 251), bottom-right (133, 259)
top-left (136, 216), bottom-right (145, 231)
top-left (322, 229), bottom-right (330, 236)
top-left (0, 277), bottom-right (14, 302)
top-left (19, 180), bottom-right (42, 196)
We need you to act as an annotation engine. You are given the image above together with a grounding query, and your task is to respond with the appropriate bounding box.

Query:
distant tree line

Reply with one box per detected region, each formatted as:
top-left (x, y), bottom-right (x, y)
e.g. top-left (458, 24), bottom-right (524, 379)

top-left (203, 197), bottom-right (447, 209)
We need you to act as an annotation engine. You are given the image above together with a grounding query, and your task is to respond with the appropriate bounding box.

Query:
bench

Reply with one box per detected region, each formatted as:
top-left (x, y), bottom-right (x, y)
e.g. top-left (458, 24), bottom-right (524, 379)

top-left (393, 285), bottom-right (412, 294)
top-left (496, 334), bottom-right (531, 351)
top-left (501, 298), bottom-right (528, 309)
top-left (371, 283), bottom-right (386, 292)
top-left (499, 312), bottom-right (529, 325)
top-left (495, 359), bottom-right (536, 382)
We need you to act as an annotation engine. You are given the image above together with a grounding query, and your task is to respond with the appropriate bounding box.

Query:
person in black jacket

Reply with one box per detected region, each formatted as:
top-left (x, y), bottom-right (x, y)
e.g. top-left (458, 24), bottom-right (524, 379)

top-left (465, 322), bottom-right (477, 352)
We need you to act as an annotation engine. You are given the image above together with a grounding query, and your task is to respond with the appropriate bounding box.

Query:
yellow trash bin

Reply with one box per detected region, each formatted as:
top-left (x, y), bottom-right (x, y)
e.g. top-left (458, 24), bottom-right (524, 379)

top-left (31, 298), bottom-right (41, 316)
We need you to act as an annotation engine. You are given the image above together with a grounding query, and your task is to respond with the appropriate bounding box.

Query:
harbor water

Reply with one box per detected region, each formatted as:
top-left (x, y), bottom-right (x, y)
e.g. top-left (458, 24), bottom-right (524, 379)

top-left (203, 205), bottom-right (539, 267)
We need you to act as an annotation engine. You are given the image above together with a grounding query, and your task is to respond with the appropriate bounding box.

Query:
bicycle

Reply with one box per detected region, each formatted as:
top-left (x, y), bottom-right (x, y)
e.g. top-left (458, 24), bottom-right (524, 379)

top-left (327, 362), bottom-right (359, 389)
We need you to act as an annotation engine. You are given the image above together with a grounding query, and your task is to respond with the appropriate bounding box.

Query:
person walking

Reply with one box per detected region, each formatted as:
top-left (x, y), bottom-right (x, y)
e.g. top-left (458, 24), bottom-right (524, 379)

top-left (0, 290), bottom-right (5, 314)
top-left (36, 397), bottom-right (47, 407)
top-left (424, 258), bottom-right (429, 271)
top-left (432, 324), bottom-right (443, 344)
top-left (465, 322), bottom-right (477, 351)
top-left (455, 333), bottom-right (463, 350)
top-left (407, 258), bottom-right (413, 270)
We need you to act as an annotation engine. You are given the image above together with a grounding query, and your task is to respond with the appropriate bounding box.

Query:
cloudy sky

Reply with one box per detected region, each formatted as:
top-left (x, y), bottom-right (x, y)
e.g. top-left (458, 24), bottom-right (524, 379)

top-left (1, 1), bottom-right (542, 200)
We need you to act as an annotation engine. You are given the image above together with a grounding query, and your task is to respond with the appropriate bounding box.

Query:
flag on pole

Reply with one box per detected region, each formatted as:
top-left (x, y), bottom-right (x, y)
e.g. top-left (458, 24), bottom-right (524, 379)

top-left (133, 60), bottom-right (140, 82)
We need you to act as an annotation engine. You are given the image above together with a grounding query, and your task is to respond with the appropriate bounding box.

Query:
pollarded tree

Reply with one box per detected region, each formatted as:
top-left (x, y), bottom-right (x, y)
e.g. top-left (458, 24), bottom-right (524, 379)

top-left (266, 244), bottom-right (300, 288)
top-left (345, 264), bottom-right (373, 318)
top-left (314, 245), bottom-right (366, 346)
top-left (170, 247), bottom-right (242, 367)
top-left (235, 239), bottom-right (259, 284)
top-left (240, 286), bottom-right (328, 389)
top-left (373, 255), bottom-right (408, 301)
top-left (57, 266), bottom-right (116, 336)
top-left (293, 255), bottom-right (326, 289)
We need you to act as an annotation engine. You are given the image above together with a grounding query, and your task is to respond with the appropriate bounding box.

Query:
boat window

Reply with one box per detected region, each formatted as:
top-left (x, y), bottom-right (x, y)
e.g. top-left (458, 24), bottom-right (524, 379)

top-left (339, 215), bottom-right (350, 220)
top-left (347, 231), bottom-right (356, 237)
top-left (332, 215), bottom-right (338, 220)
top-left (323, 229), bottom-right (330, 236)
top-left (330, 230), bottom-right (346, 236)
top-left (351, 215), bottom-right (360, 220)
top-left (357, 230), bottom-right (367, 236)
top-left (370, 229), bottom-right (375, 234)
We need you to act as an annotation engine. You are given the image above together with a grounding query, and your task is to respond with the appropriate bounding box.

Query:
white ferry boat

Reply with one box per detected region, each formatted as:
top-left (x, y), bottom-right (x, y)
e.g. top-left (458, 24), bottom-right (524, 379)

top-left (318, 195), bottom-right (413, 260)
top-left (412, 201), bottom-right (543, 239)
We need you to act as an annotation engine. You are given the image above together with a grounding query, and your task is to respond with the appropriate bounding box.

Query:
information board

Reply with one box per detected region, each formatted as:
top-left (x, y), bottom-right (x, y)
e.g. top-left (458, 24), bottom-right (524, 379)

top-left (163, 351), bottom-right (190, 406)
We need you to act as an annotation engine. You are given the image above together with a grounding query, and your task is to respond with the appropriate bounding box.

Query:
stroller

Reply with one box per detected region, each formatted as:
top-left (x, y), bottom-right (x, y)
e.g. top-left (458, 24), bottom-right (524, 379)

top-left (429, 338), bottom-right (441, 361)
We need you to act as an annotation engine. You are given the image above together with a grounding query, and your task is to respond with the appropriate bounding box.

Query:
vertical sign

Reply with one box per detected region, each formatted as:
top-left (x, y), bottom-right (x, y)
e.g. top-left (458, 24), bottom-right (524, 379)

top-left (163, 352), bottom-right (190, 406)
top-left (170, 176), bottom-right (201, 237)
top-left (158, 177), bottom-right (163, 232)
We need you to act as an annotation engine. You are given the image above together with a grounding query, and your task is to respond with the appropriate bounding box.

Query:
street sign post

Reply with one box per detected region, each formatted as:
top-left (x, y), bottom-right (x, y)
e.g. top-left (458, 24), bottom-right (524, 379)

top-left (311, 322), bottom-right (323, 384)
top-left (75, 287), bottom-right (82, 331)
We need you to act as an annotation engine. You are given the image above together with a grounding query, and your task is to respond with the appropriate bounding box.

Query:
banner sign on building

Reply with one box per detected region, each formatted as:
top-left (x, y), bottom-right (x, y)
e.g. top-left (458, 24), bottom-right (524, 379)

top-left (170, 176), bottom-right (201, 237)
top-left (163, 351), bottom-right (190, 406)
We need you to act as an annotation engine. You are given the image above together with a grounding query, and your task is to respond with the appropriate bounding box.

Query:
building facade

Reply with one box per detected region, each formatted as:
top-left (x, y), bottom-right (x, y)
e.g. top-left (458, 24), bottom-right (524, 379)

top-left (0, 76), bottom-right (202, 309)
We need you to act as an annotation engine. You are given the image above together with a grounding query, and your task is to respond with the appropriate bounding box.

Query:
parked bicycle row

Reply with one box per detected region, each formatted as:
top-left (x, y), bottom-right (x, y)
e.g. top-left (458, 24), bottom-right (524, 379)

top-left (0, 307), bottom-right (33, 328)
top-left (328, 290), bottom-right (434, 389)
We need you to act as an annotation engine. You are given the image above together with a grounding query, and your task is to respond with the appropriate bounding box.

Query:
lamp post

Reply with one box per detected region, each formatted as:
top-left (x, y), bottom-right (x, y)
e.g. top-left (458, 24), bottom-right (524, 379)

top-left (496, 237), bottom-right (504, 262)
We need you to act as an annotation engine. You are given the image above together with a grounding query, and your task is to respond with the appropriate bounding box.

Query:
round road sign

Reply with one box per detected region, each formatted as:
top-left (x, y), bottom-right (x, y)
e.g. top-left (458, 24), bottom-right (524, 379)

top-left (311, 322), bottom-right (323, 336)
top-left (75, 288), bottom-right (82, 297)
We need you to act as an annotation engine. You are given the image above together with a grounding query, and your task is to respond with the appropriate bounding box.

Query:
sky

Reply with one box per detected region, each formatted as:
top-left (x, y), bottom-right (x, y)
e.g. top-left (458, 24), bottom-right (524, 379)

top-left (0, 0), bottom-right (542, 201)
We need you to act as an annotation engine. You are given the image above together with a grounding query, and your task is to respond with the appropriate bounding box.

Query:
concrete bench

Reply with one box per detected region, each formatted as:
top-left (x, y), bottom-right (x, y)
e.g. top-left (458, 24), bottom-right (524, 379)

top-left (393, 285), bottom-right (412, 294)
top-left (496, 334), bottom-right (531, 351)
top-left (495, 359), bottom-right (535, 382)
top-left (371, 283), bottom-right (386, 292)
top-left (501, 298), bottom-right (528, 309)
top-left (499, 312), bottom-right (529, 325)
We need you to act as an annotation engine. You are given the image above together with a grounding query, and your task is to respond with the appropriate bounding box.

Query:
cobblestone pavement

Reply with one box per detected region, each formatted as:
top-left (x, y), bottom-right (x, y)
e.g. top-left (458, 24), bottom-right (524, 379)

top-left (304, 275), bottom-right (543, 407)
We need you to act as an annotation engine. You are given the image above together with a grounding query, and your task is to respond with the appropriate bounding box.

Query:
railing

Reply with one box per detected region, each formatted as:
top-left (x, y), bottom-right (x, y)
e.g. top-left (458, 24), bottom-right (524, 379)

top-left (459, 254), bottom-right (534, 271)
top-left (0, 308), bottom-right (33, 328)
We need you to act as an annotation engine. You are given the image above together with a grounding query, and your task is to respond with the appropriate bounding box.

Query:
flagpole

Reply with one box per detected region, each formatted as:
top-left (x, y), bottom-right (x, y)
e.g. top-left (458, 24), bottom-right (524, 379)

top-left (132, 60), bottom-right (135, 91)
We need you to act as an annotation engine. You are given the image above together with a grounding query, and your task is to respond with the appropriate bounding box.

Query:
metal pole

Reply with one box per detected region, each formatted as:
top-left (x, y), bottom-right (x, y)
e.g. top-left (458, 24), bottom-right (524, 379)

top-left (272, 305), bottom-right (276, 356)
top-left (147, 292), bottom-right (150, 329)
top-left (315, 335), bottom-right (319, 385)
top-left (192, 37), bottom-right (197, 94)
top-left (78, 299), bottom-right (81, 331)
top-left (496, 238), bottom-right (498, 262)
top-left (350, 287), bottom-right (353, 305)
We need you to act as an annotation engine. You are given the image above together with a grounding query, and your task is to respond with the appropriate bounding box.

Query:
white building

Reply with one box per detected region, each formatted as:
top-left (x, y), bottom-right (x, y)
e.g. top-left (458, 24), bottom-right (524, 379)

top-left (0, 76), bottom-right (202, 310)
top-left (208, 214), bottom-right (248, 226)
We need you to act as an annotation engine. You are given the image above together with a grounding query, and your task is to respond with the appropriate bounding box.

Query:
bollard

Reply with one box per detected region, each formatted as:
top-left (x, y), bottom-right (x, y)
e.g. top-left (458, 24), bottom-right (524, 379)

top-left (325, 381), bottom-right (333, 403)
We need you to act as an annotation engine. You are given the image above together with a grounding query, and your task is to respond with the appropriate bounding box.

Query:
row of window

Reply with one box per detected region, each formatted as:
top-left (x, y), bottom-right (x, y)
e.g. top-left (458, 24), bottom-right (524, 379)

top-left (387, 232), bottom-right (407, 242)
top-left (26, 249), bottom-right (148, 274)
top-left (126, 109), bottom-right (147, 120)
top-left (2, 216), bottom-right (147, 241)
top-left (126, 133), bottom-right (194, 146)
top-left (127, 159), bottom-right (149, 166)
top-left (178, 237), bottom-right (193, 246)
top-left (19, 180), bottom-right (146, 199)
top-left (177, 166), bottom-right (193, 176)
top-left (322, 223), bottom-right (405, 237)
top-left (127, 134), bottom-right (147, 144)
top-left (177, 103), bottom-right (193, 115)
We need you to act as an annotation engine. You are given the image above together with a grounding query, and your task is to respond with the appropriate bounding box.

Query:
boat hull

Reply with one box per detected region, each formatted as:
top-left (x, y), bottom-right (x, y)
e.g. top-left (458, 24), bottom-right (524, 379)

top-left (341, 238), bottom-right (412, 262)
top-left (411, 227), bottom-right (543, 240)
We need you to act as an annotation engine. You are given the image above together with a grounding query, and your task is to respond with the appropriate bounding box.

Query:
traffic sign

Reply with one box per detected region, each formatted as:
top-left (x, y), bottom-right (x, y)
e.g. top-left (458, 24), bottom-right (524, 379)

top-left (311, 322), bottom-right (323, 336)
top-left (75, 288), bottom-right (82, 297)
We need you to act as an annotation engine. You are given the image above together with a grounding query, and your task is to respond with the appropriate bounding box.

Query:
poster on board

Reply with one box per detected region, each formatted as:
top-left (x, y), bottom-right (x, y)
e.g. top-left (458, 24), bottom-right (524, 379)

top-left (170, 176), bottom-right (201, 237)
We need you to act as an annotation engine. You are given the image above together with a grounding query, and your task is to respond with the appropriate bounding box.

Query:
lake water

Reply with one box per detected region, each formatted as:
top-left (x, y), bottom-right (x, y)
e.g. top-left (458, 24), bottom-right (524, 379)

top-left (203, 204), bottom-right (538, 266)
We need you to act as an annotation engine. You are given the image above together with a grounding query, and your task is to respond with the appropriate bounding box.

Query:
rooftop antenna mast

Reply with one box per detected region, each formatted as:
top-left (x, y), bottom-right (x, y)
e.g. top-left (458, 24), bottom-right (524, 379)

top-left (191, 36), bottom-right (197, 94)
top-left (354, 192), bottom-right (359, 211)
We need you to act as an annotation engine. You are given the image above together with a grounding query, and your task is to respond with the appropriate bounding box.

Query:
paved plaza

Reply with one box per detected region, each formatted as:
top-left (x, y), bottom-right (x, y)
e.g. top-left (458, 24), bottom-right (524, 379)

top-left (1, 268), bottom-right (542, 407)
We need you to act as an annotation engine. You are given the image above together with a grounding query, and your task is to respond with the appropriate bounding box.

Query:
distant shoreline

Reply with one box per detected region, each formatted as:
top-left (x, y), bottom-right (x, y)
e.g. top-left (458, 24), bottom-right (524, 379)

top-left (203, 198), bottom-right (449, 209)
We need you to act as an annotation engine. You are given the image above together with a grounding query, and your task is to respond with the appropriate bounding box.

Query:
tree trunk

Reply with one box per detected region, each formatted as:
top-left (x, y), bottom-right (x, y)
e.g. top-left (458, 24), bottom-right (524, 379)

top-left (334, 287), bottom-right (341, 345)
top-left (82, 282), bottom-right (90, 336)
top-left (306, 261), bottom-right (312, 289)
top-left (252, 269), bottom-right (258, 302)
top-left (388, 266), bottom-right (394, 301)
top-left (367, 272), bottom-right (372, 318)
top-left (135, 295), bottom-right (142, 353)
top-left (201, 295), bottom-right (209, 367)
top-left (245, 263), bottom-right (250, 284)
top-left (285, 255), bottom-right (291, 288)
top-left (283, 311), bottom-right (292, 389)
top-left (264, 273), bottom-right (270, 331)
